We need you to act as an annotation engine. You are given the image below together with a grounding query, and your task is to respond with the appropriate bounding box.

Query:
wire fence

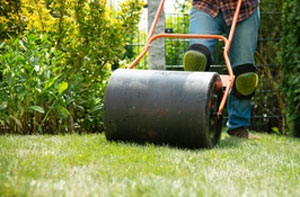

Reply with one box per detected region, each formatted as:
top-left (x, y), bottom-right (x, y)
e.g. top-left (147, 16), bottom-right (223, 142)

top-left (126, 10), bottom-right (284, 133)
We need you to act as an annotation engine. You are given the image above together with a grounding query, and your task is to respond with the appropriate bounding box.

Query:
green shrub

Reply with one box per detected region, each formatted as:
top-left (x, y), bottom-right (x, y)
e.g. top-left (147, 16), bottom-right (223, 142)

top-left (278, 0), bottom-right (300, 137)
top-left (0, 33), bottom-right (69, 134)
top-left (0, 0), bottom-right (143, 134)
top-left (0, 0), bottom-right (24, 40)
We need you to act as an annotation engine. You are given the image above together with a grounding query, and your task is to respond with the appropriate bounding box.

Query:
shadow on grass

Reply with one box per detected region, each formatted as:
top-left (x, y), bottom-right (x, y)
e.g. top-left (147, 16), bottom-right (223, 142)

top-left (105, 134), bottom-right (245, 151)
top-left (104, 130), bottom-right (300, 151)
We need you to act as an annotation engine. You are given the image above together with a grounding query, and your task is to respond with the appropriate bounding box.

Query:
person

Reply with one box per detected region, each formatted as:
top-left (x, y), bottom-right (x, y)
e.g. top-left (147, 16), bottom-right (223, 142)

top-left (184, 0), bottom-right (260, 139)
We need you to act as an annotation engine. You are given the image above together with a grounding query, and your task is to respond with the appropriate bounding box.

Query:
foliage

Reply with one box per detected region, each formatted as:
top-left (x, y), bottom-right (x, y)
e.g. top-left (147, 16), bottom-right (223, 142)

top-left (118, 29), bottom-right (148, 69)
top-left (278, 0), bottom-right (300, 137)
top-left (165, 1), bottom-right (190, 67)
top-left (1, 133), bottom-right (300, 196)
top-left (165, 13), bottom-right (189, 66)
top-left (0, 0), bottom-right (143, 134)
top-left (0, 33), bottom-right (66, 134)
top-left (251, 0), bottom-right (285, 133)
top-left (0, 0), bottom-right (24, 39)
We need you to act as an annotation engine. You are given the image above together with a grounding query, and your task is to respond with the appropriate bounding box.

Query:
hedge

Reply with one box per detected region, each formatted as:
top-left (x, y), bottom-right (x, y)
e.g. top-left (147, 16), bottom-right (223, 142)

top-left (278, 0), bottom-right (300, 137)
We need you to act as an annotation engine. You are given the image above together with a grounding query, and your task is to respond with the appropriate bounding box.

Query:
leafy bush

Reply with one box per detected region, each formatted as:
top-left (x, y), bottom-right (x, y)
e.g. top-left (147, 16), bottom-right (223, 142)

top-left (0, 0), bottom-right (23, 40)
top-left (0, 0), bottom-right (143, 134)
top-left (0, 33), bottom-right (69, 134)
top-left (278, 0), bottom-right (300, 137)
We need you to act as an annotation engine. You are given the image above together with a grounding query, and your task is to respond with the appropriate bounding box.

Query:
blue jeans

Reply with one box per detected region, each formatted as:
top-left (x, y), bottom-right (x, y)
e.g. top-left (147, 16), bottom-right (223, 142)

top-left (189, 8), bottom-right (260, 130)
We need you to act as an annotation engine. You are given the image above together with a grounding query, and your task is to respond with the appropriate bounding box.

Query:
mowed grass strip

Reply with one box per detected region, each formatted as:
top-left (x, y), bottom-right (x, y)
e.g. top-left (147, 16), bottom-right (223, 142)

top-left (0, 133), bottom-right (300, 197)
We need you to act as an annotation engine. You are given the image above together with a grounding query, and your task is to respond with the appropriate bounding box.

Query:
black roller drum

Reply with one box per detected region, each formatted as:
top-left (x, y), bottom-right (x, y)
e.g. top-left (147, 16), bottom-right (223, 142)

top-left (104, 69), bottom-right (223, 149)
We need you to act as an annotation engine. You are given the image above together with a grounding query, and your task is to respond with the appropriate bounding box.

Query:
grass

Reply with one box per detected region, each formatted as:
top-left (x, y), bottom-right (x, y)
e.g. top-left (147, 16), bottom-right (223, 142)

top-left (0, 132), bottom-right (300, 197)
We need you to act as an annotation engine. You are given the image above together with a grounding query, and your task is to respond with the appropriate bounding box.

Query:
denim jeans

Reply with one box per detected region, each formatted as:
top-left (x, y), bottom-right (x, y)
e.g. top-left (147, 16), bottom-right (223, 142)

top-left (189, 8), bottom-right (260, 130)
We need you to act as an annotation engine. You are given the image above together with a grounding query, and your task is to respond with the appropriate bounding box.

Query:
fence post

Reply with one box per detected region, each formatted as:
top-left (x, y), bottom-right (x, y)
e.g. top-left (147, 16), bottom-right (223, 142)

top-left (148, 0), bottom-right (165, 70)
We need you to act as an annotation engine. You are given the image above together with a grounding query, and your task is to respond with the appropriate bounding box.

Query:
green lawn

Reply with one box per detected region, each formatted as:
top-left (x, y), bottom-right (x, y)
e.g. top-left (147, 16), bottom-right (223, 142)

top-left (0, 132), bottom-right (300, 197)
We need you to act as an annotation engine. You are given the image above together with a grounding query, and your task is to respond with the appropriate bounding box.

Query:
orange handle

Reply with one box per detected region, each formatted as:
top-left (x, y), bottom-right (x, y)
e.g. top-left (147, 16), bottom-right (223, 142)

top-left (127, 0), bottom-right (243, 117)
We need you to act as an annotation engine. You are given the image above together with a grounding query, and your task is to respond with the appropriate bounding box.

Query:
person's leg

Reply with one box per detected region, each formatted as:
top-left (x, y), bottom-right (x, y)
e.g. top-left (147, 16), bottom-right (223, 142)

top-left (189, 8), bottom-right (225, 53)
top-left (226, 9), bottom-right (260, 130)
top-left (184, 8), bottom-right (226, 71)
top-left (228, 9), bottom-right (260, 67)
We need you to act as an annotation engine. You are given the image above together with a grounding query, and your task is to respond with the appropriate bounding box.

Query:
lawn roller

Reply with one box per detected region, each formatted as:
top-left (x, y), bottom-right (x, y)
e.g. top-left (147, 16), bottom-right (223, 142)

top-left (104, 0), bottom-right (243, 148)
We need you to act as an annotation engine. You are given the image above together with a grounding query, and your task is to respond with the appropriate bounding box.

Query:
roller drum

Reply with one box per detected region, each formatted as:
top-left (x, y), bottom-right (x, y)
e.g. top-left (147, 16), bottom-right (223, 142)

top-left (104, 69), bottom-right (223, 148)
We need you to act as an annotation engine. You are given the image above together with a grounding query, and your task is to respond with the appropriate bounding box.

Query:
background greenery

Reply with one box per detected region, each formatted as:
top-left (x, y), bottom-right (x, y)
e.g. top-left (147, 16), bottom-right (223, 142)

top-left (0, 0), bottom-right (143, 134)
top-left (278, 0), bottom-right (300, 137)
